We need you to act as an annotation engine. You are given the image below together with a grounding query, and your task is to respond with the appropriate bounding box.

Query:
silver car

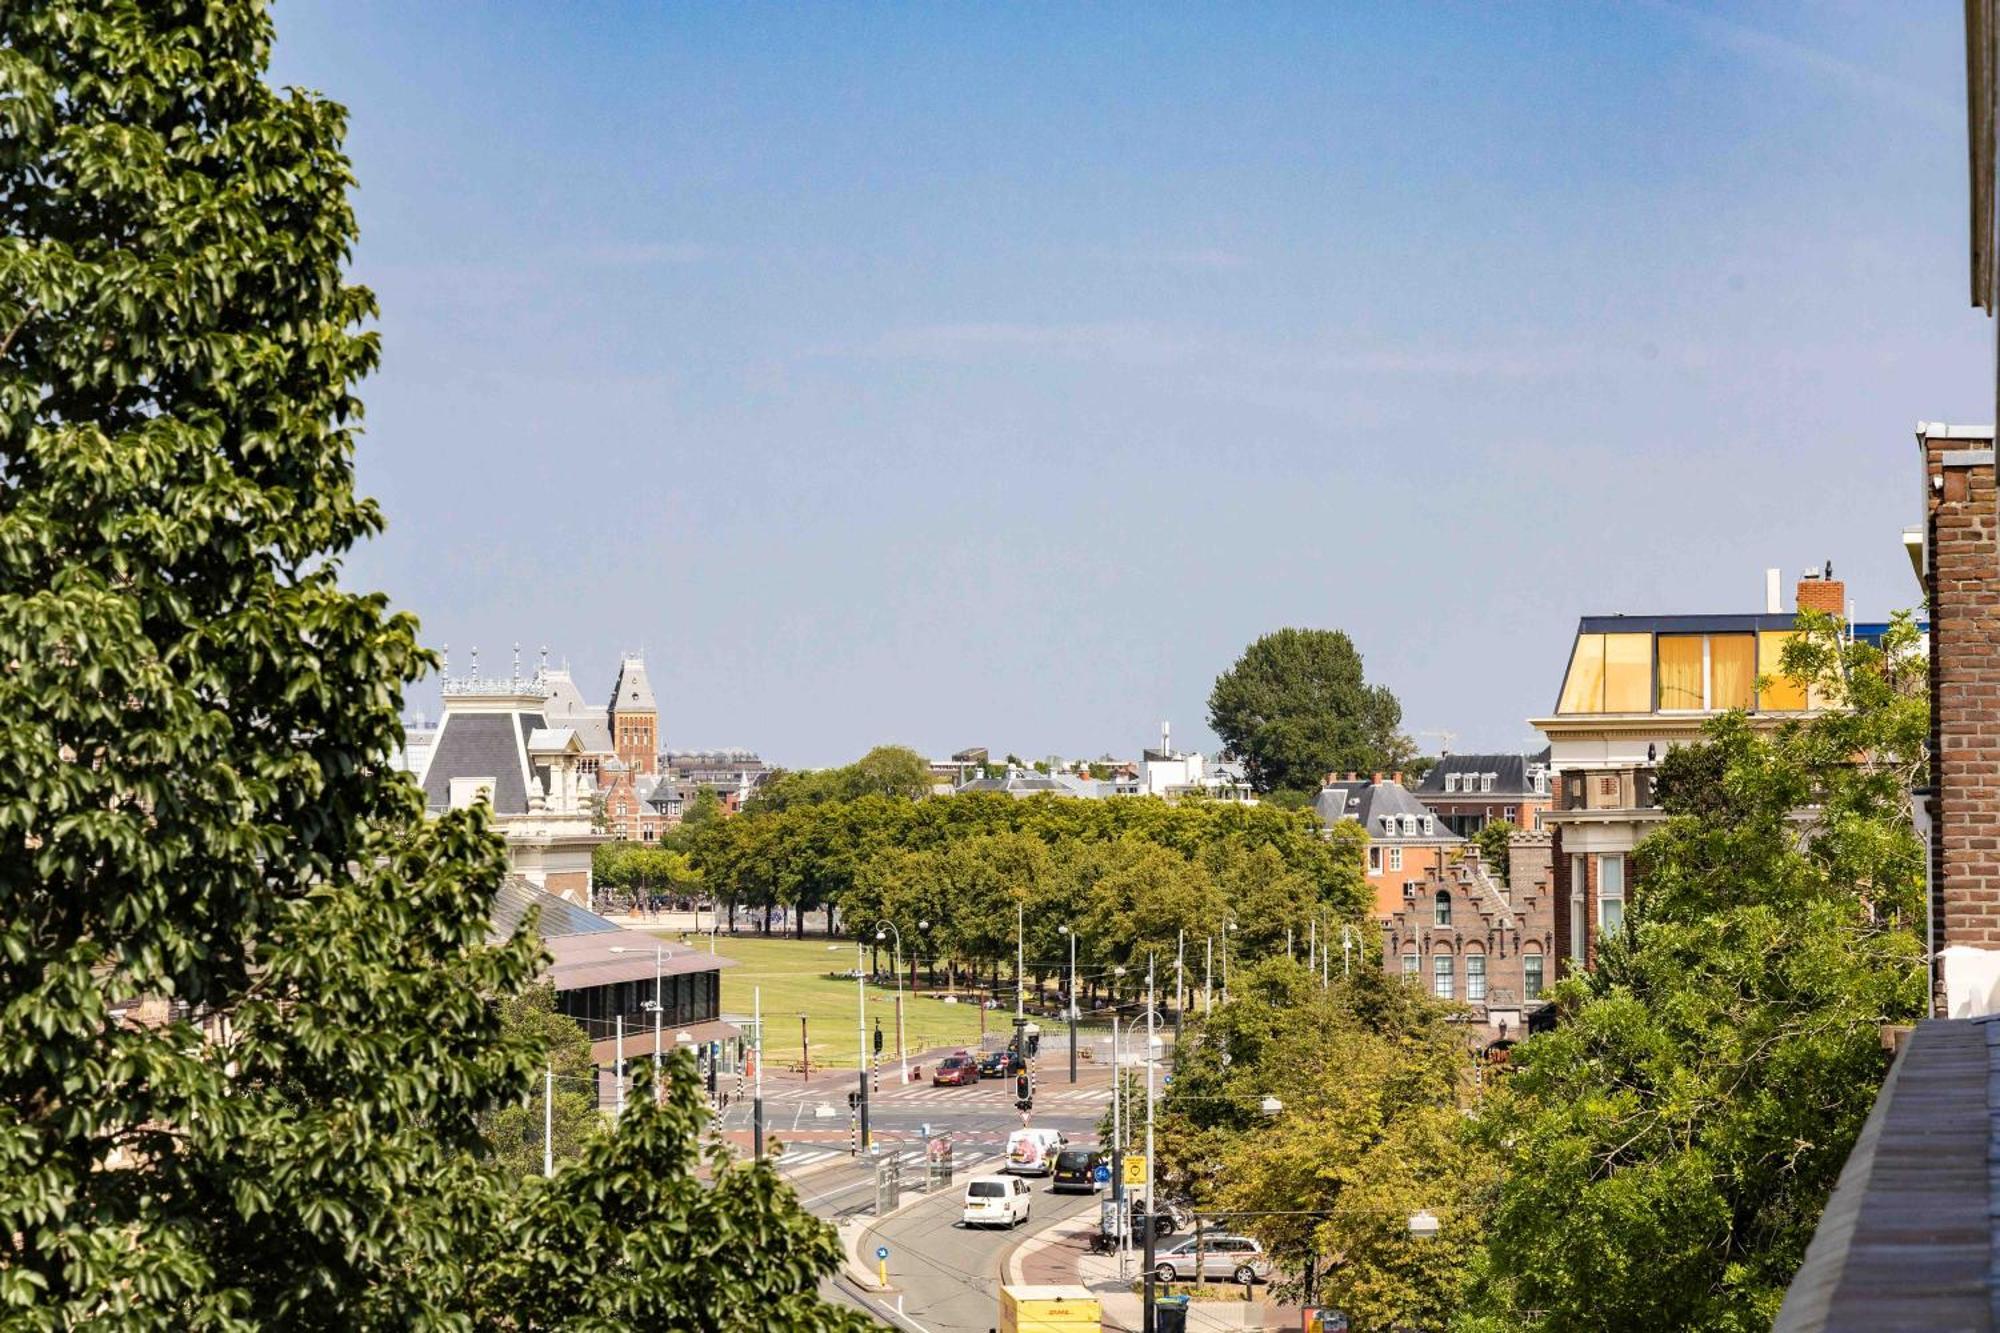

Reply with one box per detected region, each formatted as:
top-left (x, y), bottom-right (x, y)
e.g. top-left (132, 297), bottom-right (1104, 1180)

top-left (1151, 1233), bottom-right (1271, 1285)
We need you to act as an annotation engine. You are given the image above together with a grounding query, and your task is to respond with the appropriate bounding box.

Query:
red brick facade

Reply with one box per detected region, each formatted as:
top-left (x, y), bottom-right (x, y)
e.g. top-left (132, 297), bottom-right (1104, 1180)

top-left (1923, 431), bottom-right (2000, 973)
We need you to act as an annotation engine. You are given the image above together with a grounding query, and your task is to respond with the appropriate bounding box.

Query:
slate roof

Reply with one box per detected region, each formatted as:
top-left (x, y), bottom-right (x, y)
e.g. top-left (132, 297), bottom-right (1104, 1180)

top-left (1415, 749), bottom-right (1552, 797)
top-left (955, 771), bottom-right (1104, 798)
top-left (609, 655), bottom-right (657, 713)
top-left (1315, 778), bottom-right (1463, 843)
top-left (421, 709), bottom-right (544, 815)
top-left (540, 669), bottom-right (614, 753)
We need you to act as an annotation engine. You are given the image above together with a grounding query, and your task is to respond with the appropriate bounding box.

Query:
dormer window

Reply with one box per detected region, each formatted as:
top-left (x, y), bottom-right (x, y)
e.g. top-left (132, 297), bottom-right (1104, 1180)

top-left (1423, 816), bottom-right (1434, 836)
top-left (1480, 773), bottom-right (1496, 793)
top-left (1380, 816), bottom-right (1394, 834)
top-left (1445, 774), bottom-right (1461, 793)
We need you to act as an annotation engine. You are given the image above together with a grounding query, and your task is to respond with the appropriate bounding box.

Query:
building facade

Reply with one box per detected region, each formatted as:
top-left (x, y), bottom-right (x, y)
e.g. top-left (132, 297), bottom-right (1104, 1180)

top-left (1534, 572), bottom-right (1841, 979)
top-left (1315, 773), bottom-right (1465, 918)
top-left (1413, 750), bottom-right (1553, 835)
top-left (1382, 834), bottom-right (1556, 1044)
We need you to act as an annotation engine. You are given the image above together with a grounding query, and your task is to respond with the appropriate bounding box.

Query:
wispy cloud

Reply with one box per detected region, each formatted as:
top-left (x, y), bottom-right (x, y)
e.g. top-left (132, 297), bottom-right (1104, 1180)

top-left (575, 240), bottom-right (713, 265)
top-left (1646, 0), bottom-right (1957, 130)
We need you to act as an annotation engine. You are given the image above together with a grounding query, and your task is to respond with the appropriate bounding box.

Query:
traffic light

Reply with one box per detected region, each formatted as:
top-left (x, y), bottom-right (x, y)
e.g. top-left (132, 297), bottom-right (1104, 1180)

top-left (873, 1019), bottom-right (883, 1055)
top-left (1016, 1072), bottom-right (1030, 1102)
top-left (1025, 1030), bottom-right (1040, 1059)
top-left (847, 1090), bottom-right (860, 1110)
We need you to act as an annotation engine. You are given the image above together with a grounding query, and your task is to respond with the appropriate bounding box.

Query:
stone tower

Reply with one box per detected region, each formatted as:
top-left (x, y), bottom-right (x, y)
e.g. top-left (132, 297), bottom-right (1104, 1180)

top-left (607, 653), bottom-right (658, 776)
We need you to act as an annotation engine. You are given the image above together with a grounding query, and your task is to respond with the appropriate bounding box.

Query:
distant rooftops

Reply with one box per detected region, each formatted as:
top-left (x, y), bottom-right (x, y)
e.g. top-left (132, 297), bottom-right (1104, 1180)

top-left (1315, 776), bottom-right (1463, 843)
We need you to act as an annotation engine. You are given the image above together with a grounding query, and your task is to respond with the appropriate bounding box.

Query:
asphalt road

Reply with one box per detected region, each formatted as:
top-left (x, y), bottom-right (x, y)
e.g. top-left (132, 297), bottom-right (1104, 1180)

top-left (847, 1173), bottom-right (1105, 1332)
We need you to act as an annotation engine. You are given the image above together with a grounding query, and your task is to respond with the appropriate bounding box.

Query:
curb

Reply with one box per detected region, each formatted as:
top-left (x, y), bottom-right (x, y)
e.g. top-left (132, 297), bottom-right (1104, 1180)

top-left (842, 1167), bottom-right (953, 1292)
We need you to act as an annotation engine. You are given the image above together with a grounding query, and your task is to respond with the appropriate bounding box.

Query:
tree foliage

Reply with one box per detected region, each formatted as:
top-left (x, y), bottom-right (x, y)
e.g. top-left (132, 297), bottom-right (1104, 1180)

top-left (1472, 819), bottom-right (1515, 886)
top-left (1159, 960), bottom-right (1493, 1331)
top-left (1207, 629), bottom-right (1414, 794)
top-left (1473, 612), bottom-right (1929, 1331)
top-left (0, 5), bottom-right (863, 1324)
top-left (478, 985), bottom-right (602, 1187)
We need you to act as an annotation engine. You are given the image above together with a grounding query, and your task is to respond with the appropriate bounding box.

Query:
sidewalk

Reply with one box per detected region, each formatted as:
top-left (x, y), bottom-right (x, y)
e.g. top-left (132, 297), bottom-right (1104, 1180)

top-left (1005, 1204), bottom-right (1300, 1332)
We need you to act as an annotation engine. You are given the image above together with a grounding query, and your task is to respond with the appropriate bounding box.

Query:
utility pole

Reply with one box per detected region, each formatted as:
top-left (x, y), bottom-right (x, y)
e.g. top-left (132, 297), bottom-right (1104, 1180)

top-left (1143, 955), bottom-right (1158, 1333)
top-left (752, 986), bottom-right (765, 1160)
top-left (856, 938), bottom-right (870, 1154)
top-left (1112, 1015), bottom-right (1124, 1279)
top-left (543, 1062), bottom-right (554, 1178)
top-left (1016, 898), bottom-right (1025, 1019)
top-left (1204, 935), bottom-right (1213, 1014)
top-left (1065, 926), bottom-right (1078, 1084)
top-left (1342, 923), bottom-right (1353, 979)
top-left (615, 1014), bottom-right (625, 1116)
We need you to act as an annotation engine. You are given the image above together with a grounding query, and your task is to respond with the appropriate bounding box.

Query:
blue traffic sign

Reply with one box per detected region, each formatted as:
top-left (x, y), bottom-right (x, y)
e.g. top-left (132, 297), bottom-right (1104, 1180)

top-left (1093, 1164), bottom-right (1111, 1184)
top-left (875, 1245), bottom-right (889, 1261)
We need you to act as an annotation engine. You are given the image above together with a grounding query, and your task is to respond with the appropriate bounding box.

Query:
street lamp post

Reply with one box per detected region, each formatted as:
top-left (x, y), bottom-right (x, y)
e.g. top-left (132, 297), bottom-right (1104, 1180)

top-left (1221, 919), bottom-right (1237, 1003)
top-left (1015, 898), bottom-right (1025, 1019)
top-left (1142, 955), bottom-right (1159, 1333)
top-left (856, 938), bottom-right (870, 1154)
top-left (874, 921), bottom-right (908, 1086)
top-left (1057, 924), bottom-right (1079, 1084)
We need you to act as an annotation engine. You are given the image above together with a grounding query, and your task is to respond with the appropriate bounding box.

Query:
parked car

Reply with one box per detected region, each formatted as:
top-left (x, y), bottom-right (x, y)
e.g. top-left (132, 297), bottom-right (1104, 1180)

top-left (1152, 1234), bottom-right (1271, 1286)
top-left (1051, 1148), bottom-right (1105, 1194)
top-left (977, 1050), bottom-right (1011, 1079)
top-left (1004, 1127), bottom-right (1066, 1175)
top-left (932, 1052), bottom-right (979, 1087)
top-left (961, 1175), bottom-right (1033, 1229)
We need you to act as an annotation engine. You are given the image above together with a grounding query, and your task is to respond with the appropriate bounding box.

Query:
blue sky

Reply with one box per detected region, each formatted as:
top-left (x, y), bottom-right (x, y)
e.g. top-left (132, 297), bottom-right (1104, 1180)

top-left (270, 1), bottom-right (1987, 766)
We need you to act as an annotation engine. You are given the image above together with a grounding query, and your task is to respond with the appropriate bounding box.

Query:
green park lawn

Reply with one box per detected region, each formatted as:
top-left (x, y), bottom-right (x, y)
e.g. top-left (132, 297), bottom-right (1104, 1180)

top-left (636, 932), bottom-right (1000, 1070)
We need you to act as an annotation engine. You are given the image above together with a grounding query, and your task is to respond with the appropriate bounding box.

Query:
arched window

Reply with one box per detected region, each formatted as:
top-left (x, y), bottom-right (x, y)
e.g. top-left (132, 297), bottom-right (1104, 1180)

top-left (1523, 947), bottom-right (1544, 1002)
top-left (1434, 889), bottom-right (1452, 927)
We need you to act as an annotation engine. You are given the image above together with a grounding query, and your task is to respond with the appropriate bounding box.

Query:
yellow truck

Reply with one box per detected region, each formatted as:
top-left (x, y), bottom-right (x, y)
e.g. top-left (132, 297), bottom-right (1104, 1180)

top-left (998, 1284), bottom-right (1101, 1333)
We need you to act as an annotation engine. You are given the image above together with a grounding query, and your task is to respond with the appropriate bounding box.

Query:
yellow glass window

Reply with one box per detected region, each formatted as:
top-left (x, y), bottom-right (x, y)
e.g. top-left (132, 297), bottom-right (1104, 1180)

top-left (1657, 635), bottom-right (1704, 710)
top-left (1603, 633), bottom-right (1652, 712)
top-left (1710, 635), bottom-right (1755, 710)
top-left (1557, 634), bottom-right (1606, 713)
top-left (1757, 631), bottom-right (1808, 711)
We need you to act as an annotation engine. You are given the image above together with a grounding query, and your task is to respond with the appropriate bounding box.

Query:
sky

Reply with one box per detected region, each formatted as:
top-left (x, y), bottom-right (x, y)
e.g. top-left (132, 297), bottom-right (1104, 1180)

top-left (268, 1), bottom-right (1990, 768)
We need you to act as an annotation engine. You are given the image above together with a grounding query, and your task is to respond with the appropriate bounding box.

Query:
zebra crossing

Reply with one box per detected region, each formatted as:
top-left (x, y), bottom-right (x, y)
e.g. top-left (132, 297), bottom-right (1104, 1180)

top-left (773, 1144), bottom-right (997, 1175)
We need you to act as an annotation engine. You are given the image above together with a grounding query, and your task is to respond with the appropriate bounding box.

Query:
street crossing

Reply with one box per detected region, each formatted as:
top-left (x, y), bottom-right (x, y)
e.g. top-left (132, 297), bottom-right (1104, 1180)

top-left (755, 1082), bottom-right (1108, 1106)
top-left (774, 1145), bottom-right (998, 1175)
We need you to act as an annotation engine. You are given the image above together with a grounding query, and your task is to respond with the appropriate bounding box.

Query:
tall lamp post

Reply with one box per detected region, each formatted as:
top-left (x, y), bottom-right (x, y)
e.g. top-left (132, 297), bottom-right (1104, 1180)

top-left (1057, 924), bottom-right (1079, 1084)
top-left (855, 938), bottom-right (869, 1152)
top-left (610, 942), bottom-right (667, 1094)
top-left (1221, 919), bottom-right (1237, 1004)
top-left (874, 920), bottom-right (908, 1086)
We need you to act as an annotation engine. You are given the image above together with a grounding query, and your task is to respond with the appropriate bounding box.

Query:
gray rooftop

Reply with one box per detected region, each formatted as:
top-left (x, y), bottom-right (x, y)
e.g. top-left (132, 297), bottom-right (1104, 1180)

top-left (1775, 1018), bottom-right (1997, 1332)
top-left (539, 668), bottom-right (614, 753)
top-left (421, 709), bottom-right (544, 815)
top-left (1415, 749), bottom-right (1552, 796)
top-left (609, 655), bottom-right (657, 714)
top-left (1315, 778), bottom-right (1463, 843)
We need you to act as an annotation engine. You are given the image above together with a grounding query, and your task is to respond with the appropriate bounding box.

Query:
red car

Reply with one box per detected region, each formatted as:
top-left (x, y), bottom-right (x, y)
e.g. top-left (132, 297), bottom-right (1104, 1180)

top-left (932, 1051), bottom-right (979, 1087)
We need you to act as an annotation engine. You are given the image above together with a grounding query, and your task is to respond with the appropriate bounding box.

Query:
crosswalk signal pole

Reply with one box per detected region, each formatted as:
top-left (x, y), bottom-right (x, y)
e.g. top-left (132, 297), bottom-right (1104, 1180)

top-left (753, 986), bottom-right (765, 1161)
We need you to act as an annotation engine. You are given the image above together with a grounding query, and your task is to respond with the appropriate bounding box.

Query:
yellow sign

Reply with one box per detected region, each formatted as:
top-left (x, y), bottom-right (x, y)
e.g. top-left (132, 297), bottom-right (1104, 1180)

top-left (1122, 1154), bottom-right (1147, 1188)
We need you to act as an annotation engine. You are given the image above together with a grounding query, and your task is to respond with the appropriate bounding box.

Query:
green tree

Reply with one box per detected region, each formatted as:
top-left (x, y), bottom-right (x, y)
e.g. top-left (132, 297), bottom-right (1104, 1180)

top-left (473, 1057), bottom-right (874, 1330)
top-left (682, 785), bottom-right (724, 827)
top-left (1208, 628), bottom-right (1414, 794)
top-left (0, 5), bottom-right (869, 1324)
top-left (1475, 613), bottom-right (1929, 1330)
top-left (479, 985), bottom-right (602, 1185)
top-left (1472, 819), bottom-right (1516, 886)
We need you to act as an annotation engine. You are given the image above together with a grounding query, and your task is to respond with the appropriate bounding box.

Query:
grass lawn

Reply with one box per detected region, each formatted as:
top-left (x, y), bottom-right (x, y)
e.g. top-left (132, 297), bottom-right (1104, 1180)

top-left (635, 932), bottom-right (1001, 1070)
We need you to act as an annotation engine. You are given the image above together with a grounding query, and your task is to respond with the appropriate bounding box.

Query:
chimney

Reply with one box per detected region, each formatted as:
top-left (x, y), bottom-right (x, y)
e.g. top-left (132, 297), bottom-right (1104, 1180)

top-left (1371, 772), bottom-right (1383, 784)
top-left (1796, 561), bottom-right (1845, 616)
top-left (1392, 771), bottom-right (1403, 785)
top-left (1765, 568), bottom-right (1782, 614)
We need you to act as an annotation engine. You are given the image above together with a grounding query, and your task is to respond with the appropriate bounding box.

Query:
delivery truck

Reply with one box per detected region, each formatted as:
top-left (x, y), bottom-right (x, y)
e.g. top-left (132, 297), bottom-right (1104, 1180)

top-left (998, 1284), bottom-right (1100, 1333)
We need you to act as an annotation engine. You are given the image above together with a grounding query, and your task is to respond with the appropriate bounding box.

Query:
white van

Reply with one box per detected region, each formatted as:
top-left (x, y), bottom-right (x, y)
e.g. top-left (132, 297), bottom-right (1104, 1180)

top-left (962, 1175), bottom-right (1033, 1228)
top-left (1004, 1127), bottom-right (1066, 1175)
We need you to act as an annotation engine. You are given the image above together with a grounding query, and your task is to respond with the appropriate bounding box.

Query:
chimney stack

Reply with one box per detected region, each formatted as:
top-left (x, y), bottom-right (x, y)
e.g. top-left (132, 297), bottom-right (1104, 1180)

top-left (1796, 561), bottom-right (1846, 616)
top-left (1765, 568), bottom-right (1782, 614)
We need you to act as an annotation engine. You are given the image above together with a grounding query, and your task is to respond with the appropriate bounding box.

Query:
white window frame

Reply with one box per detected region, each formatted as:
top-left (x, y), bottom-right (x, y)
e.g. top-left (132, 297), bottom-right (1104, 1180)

top-left (1569, 853), bottom-right (1587, 960)
top-left (1388, 847), bottom-right (1403, 872)
top-left (1422, 815), bottom-right (1434, 835)
top-left (1432, 952), bottom-right (1454, 999)
top-left (1523, 949), bottom-right (1543, 1001)
top-left (1402, 950), bottom-right (1418, 977)
top-left (1466, 951), bottom-right (1486, 1003)
top-left (1434, 889), bottom-right (1450, 926)
top-left (1480, 773), bottom-right (1496, 793)
top-left (1598, 853), bottom-right (1625, 935)
top-left (1502, 806), bottom-right (1516, 822)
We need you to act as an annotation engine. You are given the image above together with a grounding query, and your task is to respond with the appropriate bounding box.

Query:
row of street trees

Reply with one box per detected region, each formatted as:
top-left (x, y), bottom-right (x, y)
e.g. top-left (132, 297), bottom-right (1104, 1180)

top-left (671, 757), bottom-right (1371, 999)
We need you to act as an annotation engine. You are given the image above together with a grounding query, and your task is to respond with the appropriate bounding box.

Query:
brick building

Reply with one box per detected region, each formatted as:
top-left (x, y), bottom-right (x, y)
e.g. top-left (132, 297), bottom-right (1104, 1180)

top-left (1382, 832), bottom-right (1557, 1045)
top-left (1315, 773), bottom-right (1465, 918)
top-left (1533, 571), bottom-right (1859, 979)
top-left (1917, 423), bottom-right (2000, 1013)
top-left (542, 654), bottom-right (673, 843)
top-left (1413, 750), bottom-right (1554, 835)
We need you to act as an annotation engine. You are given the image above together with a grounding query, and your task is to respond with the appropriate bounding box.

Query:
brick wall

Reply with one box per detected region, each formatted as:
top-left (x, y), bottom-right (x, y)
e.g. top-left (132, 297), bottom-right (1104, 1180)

top-left (1796, 577), bottom-right (1847, 615)
top-left (1925, 431), bottom-right (2000, 959)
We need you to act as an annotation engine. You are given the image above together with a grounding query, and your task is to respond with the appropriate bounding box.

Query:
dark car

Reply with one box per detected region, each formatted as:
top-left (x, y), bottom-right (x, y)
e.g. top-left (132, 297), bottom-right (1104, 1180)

top-left (1051, 1148), bottom-right (1104, 1194)
top-left (977, 1050), bottom-right (1011, 1079)
top-left (932, 1051), bottom-right (979, 1087)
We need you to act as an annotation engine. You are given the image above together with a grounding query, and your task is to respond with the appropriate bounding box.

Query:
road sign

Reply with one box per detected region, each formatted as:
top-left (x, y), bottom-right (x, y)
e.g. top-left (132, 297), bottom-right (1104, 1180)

top-left (1093, 1163), bottom-right (1111, 1185)
top-left (875, 1245), bottom-right (889, 1261)
top-left (1122, 1154), bottom-right (1147, 1188)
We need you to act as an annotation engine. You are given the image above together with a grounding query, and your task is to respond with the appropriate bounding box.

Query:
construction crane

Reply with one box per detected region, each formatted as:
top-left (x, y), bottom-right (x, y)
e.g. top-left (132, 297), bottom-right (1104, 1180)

top-left (1418, 728), bottom-right (1458, 757)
